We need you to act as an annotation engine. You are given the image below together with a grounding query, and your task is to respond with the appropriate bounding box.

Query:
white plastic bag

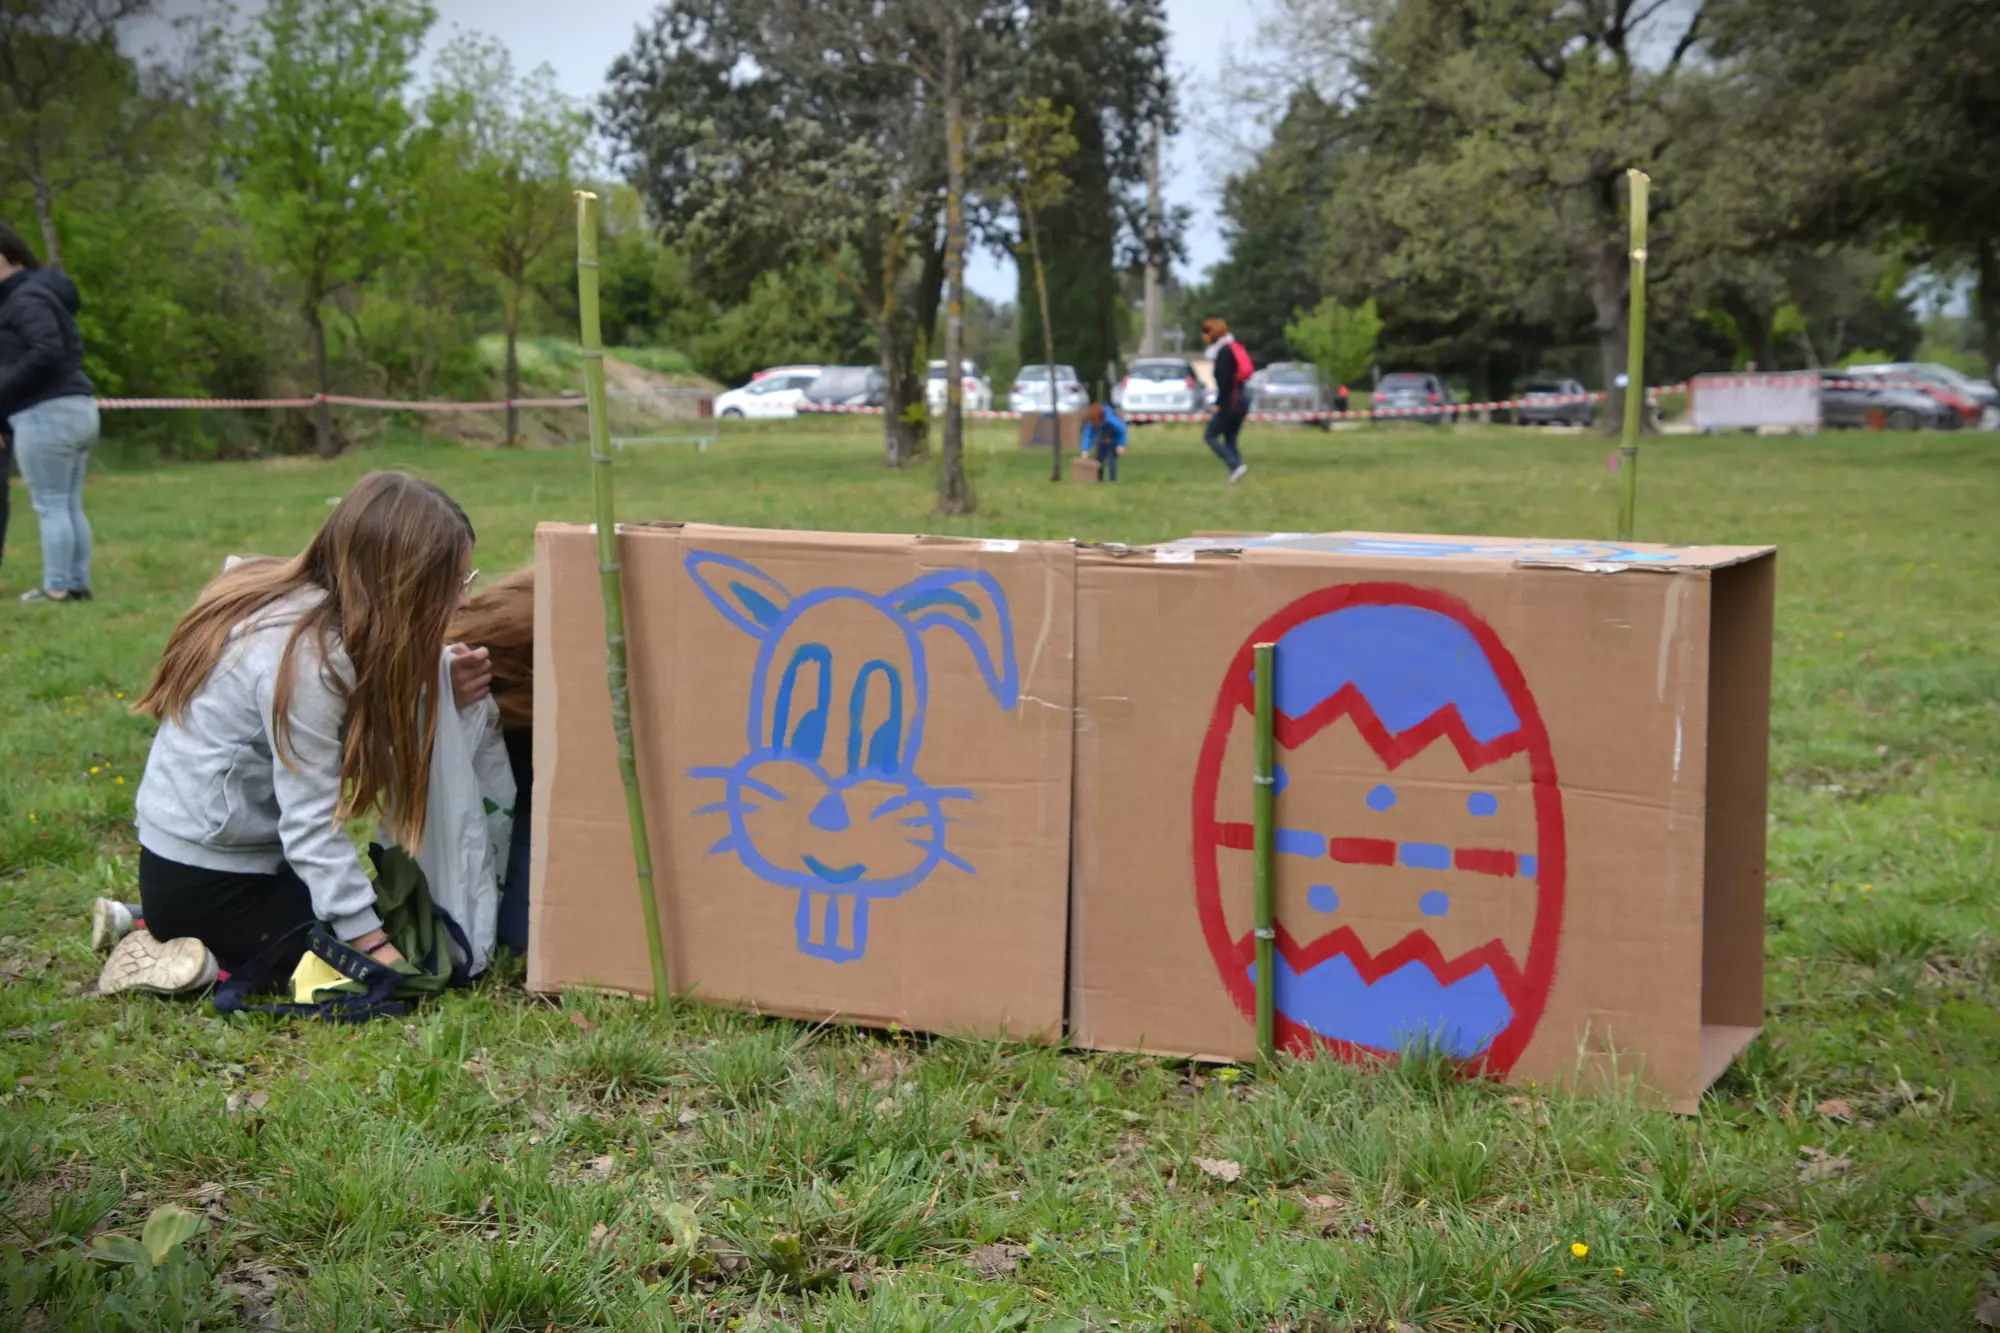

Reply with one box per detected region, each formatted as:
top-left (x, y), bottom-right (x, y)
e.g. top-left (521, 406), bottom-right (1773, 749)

top-left (409, 651), bottom-right (515, 976)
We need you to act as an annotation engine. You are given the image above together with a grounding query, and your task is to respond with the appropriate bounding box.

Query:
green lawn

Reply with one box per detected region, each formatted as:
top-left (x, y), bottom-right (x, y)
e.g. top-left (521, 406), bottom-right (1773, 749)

top-left (2, 419), bottom-right (1995, 1330)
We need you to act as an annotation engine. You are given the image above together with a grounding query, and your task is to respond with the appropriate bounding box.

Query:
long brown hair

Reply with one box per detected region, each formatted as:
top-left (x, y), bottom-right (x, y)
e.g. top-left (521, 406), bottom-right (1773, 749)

top-left (136, 472), bottom-right (475, 849)
top-left (448, 568), bottom-right (535, 730)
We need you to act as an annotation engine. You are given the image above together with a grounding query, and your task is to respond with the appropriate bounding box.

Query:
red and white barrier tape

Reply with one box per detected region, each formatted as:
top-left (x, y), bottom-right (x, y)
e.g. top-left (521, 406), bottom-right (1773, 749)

top-left (92, 377), bottom-right (1972, 417)
top-left (94, 388), bottom-right (709, 412)
top-left (801, 384), bottom-right (1692, 424)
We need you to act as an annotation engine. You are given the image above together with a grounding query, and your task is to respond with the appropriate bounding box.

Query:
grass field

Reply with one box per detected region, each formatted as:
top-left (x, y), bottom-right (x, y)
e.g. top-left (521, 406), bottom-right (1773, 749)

top-left (1, 419), bottom-right (1995, 1330)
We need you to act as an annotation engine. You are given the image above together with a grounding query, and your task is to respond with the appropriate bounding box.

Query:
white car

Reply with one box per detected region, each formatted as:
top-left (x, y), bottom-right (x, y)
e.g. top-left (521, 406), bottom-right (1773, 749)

top-left (715, 366), bottom-right (822, 420)
top-left (1113, 357), bottom-right (1202, 414)
top-left (926, 360), bottom-right (993, 414)
top-left (1010, 364), bottom-right (1088, 414)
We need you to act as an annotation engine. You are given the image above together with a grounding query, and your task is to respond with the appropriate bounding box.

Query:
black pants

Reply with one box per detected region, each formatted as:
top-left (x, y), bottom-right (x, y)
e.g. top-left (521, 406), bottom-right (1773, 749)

top-left (139, 847), bottom-right (317, 975)
top-left (1204, 402), bottom-right (1248, 471)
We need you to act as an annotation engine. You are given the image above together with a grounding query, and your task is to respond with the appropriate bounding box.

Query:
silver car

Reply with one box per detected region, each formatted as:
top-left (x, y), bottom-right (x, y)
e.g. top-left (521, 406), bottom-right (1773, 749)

top-left (1372, 372), bottom-right (1454, 423)
top-left (1248, 362), bottom-right (1324, 414)
top-left (1114, 357), bottom-right (1202, 414)
top-left (1010, 365), bottom-right (1088, 414)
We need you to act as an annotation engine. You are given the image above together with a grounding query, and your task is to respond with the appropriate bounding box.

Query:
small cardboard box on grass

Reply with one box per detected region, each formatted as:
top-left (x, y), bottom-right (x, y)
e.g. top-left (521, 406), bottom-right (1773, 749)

top-left (1019, 411), bottom-right (1082, 452)
top-left (530, 522), bottom-right (1076, 1038)
top-left (1068, 531), bottom-right (1775, 1110)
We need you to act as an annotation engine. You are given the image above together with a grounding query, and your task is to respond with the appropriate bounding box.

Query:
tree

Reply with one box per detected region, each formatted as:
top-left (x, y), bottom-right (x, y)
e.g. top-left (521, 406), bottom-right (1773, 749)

top-left (603, 0), bottom-right (951, 469)
top-left (431, 36), bottom-right (590, 444)
top-left (0, 0), bottom-right (153, 264)
top-left (1284, 296), bottom-right (1381, 394)
top-left (1719, 0), bottom-right (2000, 373)
top-left (982, 99), bottom-right (1077, 482)
top-left (1010, 0), bottom-right (1175, 389)
top-left (236, 0), bottom-right (433, 457)
top-left (1226, 0), bottom-right (1845, 419)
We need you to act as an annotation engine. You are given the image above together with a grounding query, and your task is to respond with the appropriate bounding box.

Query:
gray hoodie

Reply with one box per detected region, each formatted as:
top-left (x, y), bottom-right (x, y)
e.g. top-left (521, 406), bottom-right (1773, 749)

top-left (135, 590), bottom-right (383, 940)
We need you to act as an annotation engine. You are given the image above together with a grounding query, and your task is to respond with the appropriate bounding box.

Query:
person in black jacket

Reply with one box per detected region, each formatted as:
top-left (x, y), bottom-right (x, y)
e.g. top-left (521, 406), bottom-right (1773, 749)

top-left (1201, 317), bottom-right (1254, 482)
top-left (0, 223), bottom-right (99, 604)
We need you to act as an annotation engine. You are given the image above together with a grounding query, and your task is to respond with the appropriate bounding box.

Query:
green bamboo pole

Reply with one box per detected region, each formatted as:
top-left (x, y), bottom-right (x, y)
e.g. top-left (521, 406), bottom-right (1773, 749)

top-left (1617, 168), bottom-right (1650, 542)
top-left (575, 190), bottom-right (672, 1008)
top-left (1252, 642), bottom-right (1278, 1065)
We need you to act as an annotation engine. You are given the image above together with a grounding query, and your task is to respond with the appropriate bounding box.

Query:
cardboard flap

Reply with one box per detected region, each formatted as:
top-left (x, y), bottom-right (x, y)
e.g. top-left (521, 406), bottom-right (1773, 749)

top-left (1173, 531), bottom-right (1776, 573)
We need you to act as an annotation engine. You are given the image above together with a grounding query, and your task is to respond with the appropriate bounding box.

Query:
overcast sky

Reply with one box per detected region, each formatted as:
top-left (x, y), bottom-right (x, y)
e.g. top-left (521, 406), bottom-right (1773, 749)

top-left (414, 0), bottom-right (1253, 302)
top-left (140, 0), bottom-right (1259, 302)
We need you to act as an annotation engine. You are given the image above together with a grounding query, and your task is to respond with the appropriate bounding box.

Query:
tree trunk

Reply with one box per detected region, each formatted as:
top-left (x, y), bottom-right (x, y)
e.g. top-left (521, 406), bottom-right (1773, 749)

top-left (1591, 243), bottom-right (1628, 435)
top-left (1026, 204), bottom-right (1061, 483)
top-left (504, 276), bottom-right (524, 446)
top-left (30, 182), bottom-right (61, 268)
top-left (307, 302), bottom-right (335, 459)
top-left (880, 313), bottom-right (907, 468)
top-left (938, 52), bottom-right (972, 517)
top-left (1977, 235), bottom-right (2000, 384)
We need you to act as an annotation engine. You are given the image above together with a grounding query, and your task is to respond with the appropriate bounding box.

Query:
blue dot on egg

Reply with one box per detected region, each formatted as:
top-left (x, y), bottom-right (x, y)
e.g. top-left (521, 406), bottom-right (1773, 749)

top-left (1308, 884), bottom-right (1340, 913)
top-left (1467, 791), bottom-right (1498, 817)
top-left (1366, 784), bottom-right (1398, 811)
top-left (1419, 891), bottom-right (1450, 917)
top-left (1272, 765), bottom-right (1289, 795)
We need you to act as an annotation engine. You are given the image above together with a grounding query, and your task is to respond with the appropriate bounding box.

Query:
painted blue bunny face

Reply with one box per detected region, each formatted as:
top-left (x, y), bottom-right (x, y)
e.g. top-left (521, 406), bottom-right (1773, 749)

top-left (686, 553), bottom-right (1019, 962)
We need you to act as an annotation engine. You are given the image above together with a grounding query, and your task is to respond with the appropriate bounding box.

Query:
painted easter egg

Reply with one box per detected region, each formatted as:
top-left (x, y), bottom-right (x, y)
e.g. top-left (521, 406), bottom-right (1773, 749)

top-left (1190, 582), bottom-right (1565, 1075)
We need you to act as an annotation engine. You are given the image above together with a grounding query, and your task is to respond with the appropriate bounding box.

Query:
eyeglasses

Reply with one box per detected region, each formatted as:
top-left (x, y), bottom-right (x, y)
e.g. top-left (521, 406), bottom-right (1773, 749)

top-left (462, 569), bottom-right (479, 595)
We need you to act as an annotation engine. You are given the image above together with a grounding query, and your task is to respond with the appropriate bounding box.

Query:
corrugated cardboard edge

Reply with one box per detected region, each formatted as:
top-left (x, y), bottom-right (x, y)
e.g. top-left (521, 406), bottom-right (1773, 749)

top-left (1179, 531), bottom-right (1779, 575)
top-left (1685, 550), bottom-right (1778, 1110)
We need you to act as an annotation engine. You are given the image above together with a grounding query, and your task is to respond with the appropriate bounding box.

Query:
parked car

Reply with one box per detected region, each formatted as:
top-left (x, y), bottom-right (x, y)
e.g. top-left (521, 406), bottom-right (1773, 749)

top-left (750, 362), bottom-right (823, 384)
top-left (925, 359), bottom-right (993, 414)
top-left (1818, 370), bottom-right (1955, 431)
top-left (1009, 364), bottom-right (1088, 414)
top-left (1247, 362), bottom-right (1325, 415)
top-left (715, 366), bottom-right (822, 419)
top-left (1848, 361), bottom-right (1996, 422)
top-left (1372, 372), bottom-right (1454, 422)
top-left (801, 365), bottom-right (884, 410)
top-left (1113, 357), bottom-right (1202, 414)
top-left (1516, 378), bottom-right (1596, 427)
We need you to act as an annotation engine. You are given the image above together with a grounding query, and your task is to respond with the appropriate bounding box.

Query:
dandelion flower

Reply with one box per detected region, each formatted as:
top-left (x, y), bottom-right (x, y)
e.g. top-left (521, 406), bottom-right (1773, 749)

top-left (1570, 1242), bottom-right (1589, 1258)
top-left (115, 691), bottom-right (125, 699)
top-left (115, 777), bottom-right (125, 785)
top-left (1615, 1266), bottom-right (1625, 1277)
top-left (89, 767), bottom-right (99, 775)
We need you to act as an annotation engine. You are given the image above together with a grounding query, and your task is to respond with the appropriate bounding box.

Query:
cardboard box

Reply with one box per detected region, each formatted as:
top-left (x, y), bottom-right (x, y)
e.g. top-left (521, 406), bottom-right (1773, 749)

top-left (1068, 532), bottom-right (1775, 1110)
top-left (1070, 454), bottom-right (1102, 484)
top-left (1019, 411), bottom-right (1082, 451)
top-left (531, 522), bottom-right (1076, 1038)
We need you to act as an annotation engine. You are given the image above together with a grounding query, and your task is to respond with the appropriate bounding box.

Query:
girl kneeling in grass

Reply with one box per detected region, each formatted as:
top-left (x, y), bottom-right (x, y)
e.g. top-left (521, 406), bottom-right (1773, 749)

top-left (94, 472), bottom-right (491, 996)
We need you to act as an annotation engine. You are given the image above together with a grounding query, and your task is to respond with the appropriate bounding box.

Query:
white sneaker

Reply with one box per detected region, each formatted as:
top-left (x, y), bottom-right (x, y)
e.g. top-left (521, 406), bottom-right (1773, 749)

top-left (1228, 464), bottom-right (1250, 484)
top-left (90, 898), bottom-right (137, 953)
top-left (98, 930), bottom-right (218, 998)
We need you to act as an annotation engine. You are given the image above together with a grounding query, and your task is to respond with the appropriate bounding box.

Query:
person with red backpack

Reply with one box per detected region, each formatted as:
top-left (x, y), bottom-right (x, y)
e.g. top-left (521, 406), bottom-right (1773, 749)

top-left (1201, 318), bottom-right (1253, 482)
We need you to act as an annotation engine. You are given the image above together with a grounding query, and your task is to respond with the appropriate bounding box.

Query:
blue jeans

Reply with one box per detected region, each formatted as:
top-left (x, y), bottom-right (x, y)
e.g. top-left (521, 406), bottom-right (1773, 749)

top-left (12, 396), bottom-right (99, 593)
top-left (1092, 445), bottom-right (1119, 480)
top-left (1204, 403), bottom-right (1247, 472)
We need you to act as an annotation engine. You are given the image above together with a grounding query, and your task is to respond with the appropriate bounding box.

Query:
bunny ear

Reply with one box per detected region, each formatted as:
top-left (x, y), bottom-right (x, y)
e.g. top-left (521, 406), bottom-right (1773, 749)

top-left (890, 569), bottom-right (1019, 709)
top-left (686, 552), bottom-right (791, 638)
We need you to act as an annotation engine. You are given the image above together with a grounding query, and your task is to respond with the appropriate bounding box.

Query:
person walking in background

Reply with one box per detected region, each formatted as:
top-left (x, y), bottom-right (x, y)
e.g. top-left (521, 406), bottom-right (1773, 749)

top-left (0, 223), bottom-right (99, 604)
top-left (1201, 317), bottom-right (1253, 483)
top-left (1079, 401), bottom-right (1127, 482)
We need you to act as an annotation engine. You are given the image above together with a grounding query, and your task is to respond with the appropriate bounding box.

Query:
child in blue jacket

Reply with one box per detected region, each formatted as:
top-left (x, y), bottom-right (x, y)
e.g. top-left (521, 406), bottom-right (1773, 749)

top-left (1080, 402), bottom-right (1127, 481)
